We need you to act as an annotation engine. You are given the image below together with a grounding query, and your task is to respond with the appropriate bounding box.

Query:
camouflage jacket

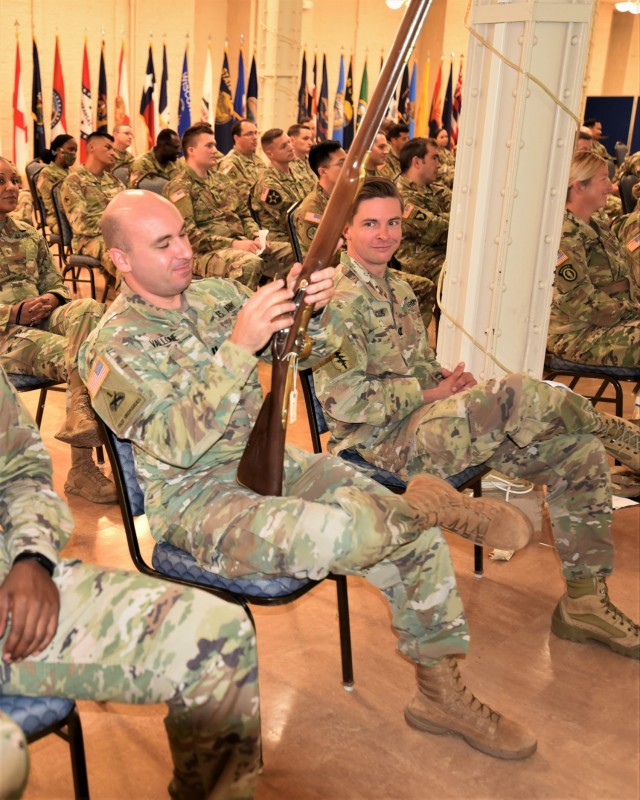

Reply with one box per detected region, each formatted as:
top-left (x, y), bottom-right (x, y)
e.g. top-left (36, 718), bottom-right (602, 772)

top-left (379, 150), bottom-right (401, 182)
top-left (36, 162), bottom-right (70, 231)
top-left (549, 209), bottom-right (640, 336)
top-left (251, 166), bottom-right (307, 240)
top-left (437, 147), bottom-right (455, 188)
top-left (112, 149), bottom-right (134, 169)
top-left (0, 367), bottom-right (69, 581)
top-left (129, 150), bottom-right (182, 188)
top-left (218, 149), bottom-right (266, 192)
top-left (79, 279), bottom-right (343, 536)
top-left (394, 175), bottom-right (449, 273)
top-left (290, 158), bottom-right (317, 196)
top-left (0, 217), bottom-right (69, 330)
top-left (9, 190), bottom-right (34, 227)
top-left (165, 166), bottom-right (259, 254)
top-left (315, 252), bottom-right (441, 458)
top-left (294, 183), bottom-right (329, 259)
top-left (59, 166), bottom-right (123, 245)
top-left (617, 208), bottom-right (640, 272)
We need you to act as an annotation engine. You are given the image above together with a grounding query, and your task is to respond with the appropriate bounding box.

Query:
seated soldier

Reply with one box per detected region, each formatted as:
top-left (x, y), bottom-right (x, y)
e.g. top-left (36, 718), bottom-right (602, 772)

top-left (129, 129), bottom-right (182, 188)
top-left (287, 123), bottom-right (318, 195)
top-left (395, 138), bottom-right (451, 284)
top-left (549, 151), bottom-right (639, 368)
top-left (0, 366), bottom-right (260, 800)
top-left (36, 135), bottom-right (78, 233)
top-left (616, 181), bottom-right (639, 286)
top-left (295, 140), bottom-right (436, 330)
top-left (434, 128), bottom-right (455, 188)
top-left (80, 189), bottom-right (542, 763)
top-left (0, 156), bottom-right (115, 503)
top-left (218, 119), bottom-right (267, 193)
top-left (315, 177), bottom-right (639, 661)
top-left (59, 132), bottom-right (123, 285)
top-left (379, 122), bottom-right (409, 181)
top-left (251, 129), bottom-right (307, 243)
top-left (166, 124), bottom-right (293, 288)
top-left (110, 123), bottom-right (134, 176)
top-left (364, 132), bottom-right (391, 177)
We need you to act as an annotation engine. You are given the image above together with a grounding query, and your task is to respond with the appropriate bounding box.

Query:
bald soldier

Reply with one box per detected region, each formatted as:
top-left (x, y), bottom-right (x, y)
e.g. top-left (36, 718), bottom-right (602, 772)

top-left (80, 188), bottom-right (544, 763)
top-left (0, 367), bottom-right (260, 800)
top-left (166, 124), bottom-right (293, 287)
top-left (60, 132), bottom-right (124, 284)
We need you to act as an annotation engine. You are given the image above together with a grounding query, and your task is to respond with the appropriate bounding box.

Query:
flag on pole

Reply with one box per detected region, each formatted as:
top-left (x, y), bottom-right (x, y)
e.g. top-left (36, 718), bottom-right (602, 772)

top-left (356, 58), bottom-right (368, 130)
top-left (115, 40), bottom-right (130, 126)
top-left (51, 35), bottom-right (67, 139)
top-left (159, 41), bottom-right (170, 129)
top-left (308, 52), bottom-right (318, 128)
top-left (247, 53), bottom-right (258, 124)
top-left (451, 58), bottom-right (463, 148)
top-left (428, 57), bottom-right (443, 138)
top-left (343, 56), bottom-right (354, 151)
top-left (408, 62), bottom-right (417, 137)
top-left (140, 42), bottom-right (156, 149)
top-left (31, 36), bottom-right (46, 159)
top-left (97, 40), bottom-right (108, 133)
top-left (415, 59), bottom-right (430, 137)
top-left (234, 49), bottom-right (245, 119)
top-left (200, 44), bottom-right (214, 126)
top-left (177, 44), bottom-right (191, 139)
top-left (397, 62), bottom-right (410, 125)
top-left (79, 39), bottom-right (92, 164)
top-left (215, 50), bottom-right (234, 154)
top-left (442, 59), bottom-right (454, 144)
top-left (13, 35), bottom-right (27, 174)
top-left (298, 51), bottom-right (309, 123)
top-left (332, 53), bottom-right (345, 145)
top-left (317, 54), bottom-right (329, 141)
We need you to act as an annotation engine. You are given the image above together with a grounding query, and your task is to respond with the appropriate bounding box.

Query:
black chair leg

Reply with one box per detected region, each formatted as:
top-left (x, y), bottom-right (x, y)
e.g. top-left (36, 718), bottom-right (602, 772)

top-left (333, 575), bottom-right (354, 689)
top-left (471, 480), bottom-right (484, 577)
top-left (67, 705), bottom-right (90, 800)
top-left (35, 387), bottom-right (48, 428)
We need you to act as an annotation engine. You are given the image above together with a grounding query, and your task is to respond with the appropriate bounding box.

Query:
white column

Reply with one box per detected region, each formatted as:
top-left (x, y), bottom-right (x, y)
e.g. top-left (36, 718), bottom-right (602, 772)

top-left (436, 0), bottom-right (596, 381)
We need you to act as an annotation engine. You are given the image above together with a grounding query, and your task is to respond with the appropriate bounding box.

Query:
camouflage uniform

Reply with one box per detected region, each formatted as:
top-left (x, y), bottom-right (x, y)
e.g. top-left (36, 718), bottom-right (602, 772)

top-left (290, 158), bottom-right (317, 196)
top-left (315, 253), bottom-right (617, 581)
top-left (294, 184), bottom-right (436, 329)
top-left (218, 149), bottom-right (266, 193)
top-left (0, 368), bottom-right (260, 800)
top-left (112, 148), bottom-right (134, 171)
top-left (59, 166), bottom-right (123, 279)
top-left (129, 150), bottom-right (182, 188)
top-left (437, 147), bottom-right (455, 189)
top-left (379, 150), bottom-right (401, 182)
top-left (251, 166), bottom-right (307, 242)
top-left (165, 167), bottom-right (293, 288)
top-left (395, 175), bottom-right (449, 283)
top-left (592, 140), bottom-right (610, 161)
top-left (80, 278), bottom-right (471, 671)
top-left (36, 163), bottom-right (69, 233)
top-left (616, 205), bottom-right (640, 286)
top-left (548, 209), bottom-right (640, 367)
top-left (8, 190), bottom-right (34, 228)
top-left (0, 217), bottom-right (103, 387)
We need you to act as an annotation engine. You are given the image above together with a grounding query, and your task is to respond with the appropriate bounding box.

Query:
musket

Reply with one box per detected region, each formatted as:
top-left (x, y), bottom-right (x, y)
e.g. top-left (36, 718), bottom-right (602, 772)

top-left (237, 0), bottom-right (432, 496)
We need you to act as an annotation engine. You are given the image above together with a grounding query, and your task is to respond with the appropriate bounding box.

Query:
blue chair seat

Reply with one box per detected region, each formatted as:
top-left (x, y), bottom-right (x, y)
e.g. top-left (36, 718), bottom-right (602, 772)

top-left (7, 373), bottom-right (60, 391)
top-left (0, 695), bottom-right (75, 738)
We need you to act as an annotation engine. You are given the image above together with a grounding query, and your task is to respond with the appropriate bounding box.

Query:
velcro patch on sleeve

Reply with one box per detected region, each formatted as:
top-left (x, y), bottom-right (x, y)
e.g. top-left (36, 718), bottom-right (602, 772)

top-left (304, 211), bottom-right (322, 223)
top-left (626, 235), bottom-right (640, 253)
top-left (556, 250), bottom-right (569, 267)
top-left (558, 264), bottom-right (577, 282)
top-left (86, 357), bottom-right (110, 398)
top-left (170, 189), bottom-right (186, 203)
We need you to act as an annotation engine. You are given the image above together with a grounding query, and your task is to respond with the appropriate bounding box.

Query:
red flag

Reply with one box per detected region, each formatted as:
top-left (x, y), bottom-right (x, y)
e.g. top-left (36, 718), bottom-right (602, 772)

top-left (451, 59), bottom-right (464, 148)
top-left (428, 57), bottom-right (443, 138)
top-left (51, 35), bottom-right (67, 138)
top-left (13, 37), bottom-right (28, 174)
top-left (139, 43), bottom-right (156, 150)
top-left (79, 39), bottom-right (92, 163)
top-left (115, 40), bottom-right (131, 125)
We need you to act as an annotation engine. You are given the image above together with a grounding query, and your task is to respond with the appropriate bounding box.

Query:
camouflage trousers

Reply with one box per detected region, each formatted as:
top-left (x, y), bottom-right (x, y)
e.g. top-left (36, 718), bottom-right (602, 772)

top-left (193, 242), bottom-right (294, 290)
top-left (0, 560), bottom-right (260, 800)
top-left (360, 373), bottom-right (614, 580)
top-left (392, 269), bottom-right (436, 331)
top-left (0, 299), bottom-right (104, 388)
top-left (548, 320), bottom-right (640, 367)
top-left (148, 450), bottom-right (469, 668)
top-left (73, 234), bottom-right (118, 281)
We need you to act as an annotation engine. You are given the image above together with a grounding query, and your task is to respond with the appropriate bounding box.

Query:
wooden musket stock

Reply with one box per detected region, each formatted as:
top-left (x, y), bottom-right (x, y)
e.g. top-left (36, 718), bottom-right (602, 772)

top-left (237, 0), bottom-right (432, 496)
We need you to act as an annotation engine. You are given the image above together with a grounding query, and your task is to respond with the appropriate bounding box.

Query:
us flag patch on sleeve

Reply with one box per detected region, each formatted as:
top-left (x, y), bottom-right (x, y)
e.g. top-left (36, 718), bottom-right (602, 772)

top-left (556, 250), bottom-right (569, 267)
top-left (626, 235), bottom-right (640, 254)
top-left (86, 357), bottom-right (110, 398)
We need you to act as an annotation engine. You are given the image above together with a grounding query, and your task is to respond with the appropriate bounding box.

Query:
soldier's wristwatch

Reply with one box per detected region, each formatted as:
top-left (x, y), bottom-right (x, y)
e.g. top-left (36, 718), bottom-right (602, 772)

top-left (13, 552), bottom-right (56, 577)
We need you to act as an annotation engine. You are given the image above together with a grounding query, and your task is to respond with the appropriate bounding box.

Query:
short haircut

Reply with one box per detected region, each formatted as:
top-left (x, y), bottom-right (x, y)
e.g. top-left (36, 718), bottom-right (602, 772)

top-left (583, 118), bottom-right (600, 130)
top-left (399, 137), bottom-right (438, 173)
top-left (87, 131), bottom-right (114, 145)
top-left (387, 123), bottom-right (409, 141)
top-left (232, 119), bottom-right (253, 138)
top-left (288, 123), bottom-right (303, 138)
top-left (347, 177), bottom-right (403, 222)
top-left (299, 116), bottom-right (313, 126)
top-left (309, 140), bottom-right (343, 176)
top-left (113, 124), bottom-right (132, 134)
top-left (156, 128), bottom-right (179, 145)
top-left (181, 124), bottom-right (214, 153)
top-left (261, 128), bottom-right (284, 149)
top-left (577, 131), bottom-right (592, 142)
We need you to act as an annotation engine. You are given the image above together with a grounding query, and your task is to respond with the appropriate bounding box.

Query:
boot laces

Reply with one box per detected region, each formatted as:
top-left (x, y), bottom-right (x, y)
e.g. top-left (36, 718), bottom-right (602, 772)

top-left (604, 419), bottom-right (638, 453)
top-left (598, 580), bottom-right (639, 634)
top-left (448, 659), bottom-right (500, 723)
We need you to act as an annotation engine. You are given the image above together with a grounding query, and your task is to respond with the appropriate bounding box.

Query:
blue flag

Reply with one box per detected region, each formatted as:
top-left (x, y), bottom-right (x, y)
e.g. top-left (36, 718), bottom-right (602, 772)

top-left (215, 50), bottom-right (234, 154)
top-left (333, 54), bottom-right (345, 145)
top-left (317, 54), bottom-right (329, 141)
top-left (343, 56), bottom-right (354, 151)
top-left (298, 51), bottom-right (309, 123)
top-left (31, 37), bottom-right (46, 158)
top-left (442, 60), bottom-right (454, 143)
top-left (408, 62), bottom-right (417, 137)
top-left (247, 53), bottom-right (258, 124)
top-left (177, 46), bottom-right (191, 140)
top-left (97, 42), bottom-right (108, 133)
top-left (234, 50), bottom-right (245, 119)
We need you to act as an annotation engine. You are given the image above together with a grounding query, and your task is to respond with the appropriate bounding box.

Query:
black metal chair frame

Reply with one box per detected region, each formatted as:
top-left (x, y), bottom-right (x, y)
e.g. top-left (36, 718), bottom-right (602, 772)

top-left (619, 173), bottom-right (639, 215)
top-left (25, 161), bottom-right (64, 269)
top-left (137, 175), bottom-right (169, 195)
top-left (299, 368), bottom-right (486, 577)
top-left (100, 421), bottom-right (355, 688)
top-left (286, 200), bottom-right (304, 263)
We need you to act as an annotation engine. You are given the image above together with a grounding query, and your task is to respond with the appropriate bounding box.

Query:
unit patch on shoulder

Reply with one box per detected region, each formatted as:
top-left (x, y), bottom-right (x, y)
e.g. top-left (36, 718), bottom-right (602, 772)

top-left (261, 188), bottom-right (282, 206)
top-left (102, 387), bottom-right (145, 432)
top-left (558, 264), bottom-right (577, 282)
top-left (331, 350), bottom-right (351, 371)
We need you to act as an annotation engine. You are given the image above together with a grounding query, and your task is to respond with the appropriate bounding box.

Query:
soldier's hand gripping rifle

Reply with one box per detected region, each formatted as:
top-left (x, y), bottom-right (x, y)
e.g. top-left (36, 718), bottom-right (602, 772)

top-left (237, 0), bottom-right (432, 496)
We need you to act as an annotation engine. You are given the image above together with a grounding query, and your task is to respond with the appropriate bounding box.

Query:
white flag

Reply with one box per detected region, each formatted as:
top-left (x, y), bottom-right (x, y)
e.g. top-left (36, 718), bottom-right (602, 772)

top-left (201, 45), bottom-right (214, 126)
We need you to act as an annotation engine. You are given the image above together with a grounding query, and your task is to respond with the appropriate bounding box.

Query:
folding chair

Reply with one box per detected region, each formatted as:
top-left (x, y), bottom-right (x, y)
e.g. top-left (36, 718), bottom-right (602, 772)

top-left (619, 173), bottom-right (639, 215)
top-left (111, 164), bottom-right (131, 186)
top-left (137, 176), bottom-right (169, 195)
top-left (286, 200), bottom-right (304, 262)
top-left (25, 161), bottom-right (63, 268)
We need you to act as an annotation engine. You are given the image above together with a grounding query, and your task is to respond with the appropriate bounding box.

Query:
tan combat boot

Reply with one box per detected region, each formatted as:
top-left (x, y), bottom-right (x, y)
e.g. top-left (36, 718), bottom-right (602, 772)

top-left (55, 387), bottom-right (103, 448)
top-left (594, 411), bottom-right (640, 473)
top-left (405, 657), bottom-right (537, 760)
top-left (551, 576), bottom-right (639, 659)
top-left (65, 449), bottom-right (117, 504)
top-left (404, 474), bottom-right (533, 551)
